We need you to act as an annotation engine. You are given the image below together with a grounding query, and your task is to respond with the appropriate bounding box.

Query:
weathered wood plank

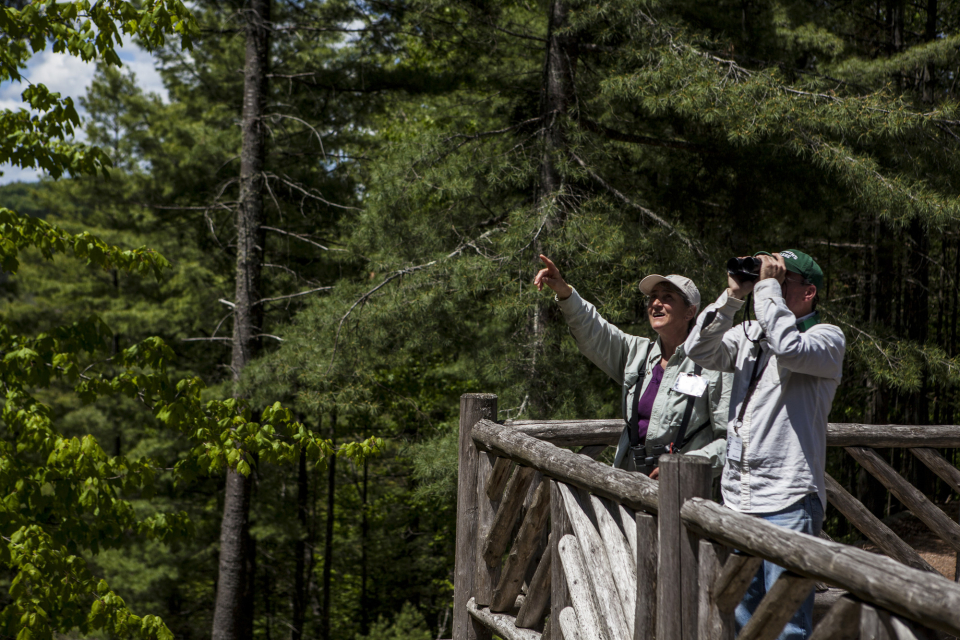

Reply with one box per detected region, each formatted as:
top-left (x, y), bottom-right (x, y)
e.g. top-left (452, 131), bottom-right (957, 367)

top-left (487, 457), bottom-right (514, 501)
top-left (591, 495), bottom-right (636, 638)
top-left (502, 420), bottom-right (623, 446)
top-left (475, 448), bottom-right (502, 606)
top-left (827, 424), bottom-right (960, 447)
top-left (466, 598), bottom-right (542, 640)
top-left (860, 603), bottom-right (939, 640)
top-left (472, 419), bottom-right (659, 512)
top-left (808, 595), bottom-right (861, 640)
top-left (911, 448), bottom-right (960, 584)
top-left (714, 554), bottom-right (764, 614)
top-left (551, 482), bottom-right (573, 640)
top-left (636, 513), bottom-right (657, 640)
top-left (681, 497), bottom-right (960, 636)
top-left (492, 480), bottom-right (551, 612)
top-left (911, 447), bottom-right (960, 494)
top-left (697, 540), bottom-right (734, 640)
top-left (678, 457), bottom-right (712, 640)
top-left (736, 572), bottom-right (817, 640)
top-left (558, 484), bottom-right (629, 640)
top-left (455, 394), bottom-right (497, 640)
top-left (557, 607), bottom-right (583, 640)
top-left (824, 472), bottom-right (936, 573)
top-left (846, 446), bottom-right (960, 554)
top-left (484, 466), bottom-right (537, 567)
top-left (578, 444), bottom-right (608, 459)
top-left (557, 534), bottom-right (607, 640)
top-left (620, 504), bottom-right (637, 564)
top-left (813, 586), bottom-right (847, 626)
top-left (516, 542), bottom-right (551, 629)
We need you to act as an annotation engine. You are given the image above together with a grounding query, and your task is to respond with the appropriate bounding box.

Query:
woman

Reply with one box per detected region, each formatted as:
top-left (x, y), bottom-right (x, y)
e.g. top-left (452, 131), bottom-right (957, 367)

top-left (534, 255), bottom-right (730, 477)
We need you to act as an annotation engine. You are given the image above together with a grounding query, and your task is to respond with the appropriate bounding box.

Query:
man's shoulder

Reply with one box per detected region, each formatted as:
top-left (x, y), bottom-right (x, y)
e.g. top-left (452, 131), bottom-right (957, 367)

top-left (808, 321), bottom-right (846, 344)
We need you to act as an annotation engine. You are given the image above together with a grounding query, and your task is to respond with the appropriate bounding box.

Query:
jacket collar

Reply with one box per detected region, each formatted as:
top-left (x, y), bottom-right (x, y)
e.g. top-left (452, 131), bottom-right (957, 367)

top-left (651, 335), bottom-right (685, 367)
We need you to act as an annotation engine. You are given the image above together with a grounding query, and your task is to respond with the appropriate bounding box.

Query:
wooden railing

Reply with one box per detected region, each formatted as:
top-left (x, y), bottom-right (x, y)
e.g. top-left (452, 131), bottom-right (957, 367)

top-left (453, 393), bottom-right (960, 640)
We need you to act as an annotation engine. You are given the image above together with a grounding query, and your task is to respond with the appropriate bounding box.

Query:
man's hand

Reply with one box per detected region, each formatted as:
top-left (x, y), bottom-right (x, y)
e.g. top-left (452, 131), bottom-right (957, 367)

top-left (727, 256), bottom-right (756, 300)
top-left (758, 253), bottom-right (787, 284)
top-left (534, 254), bottom-right (573, 300)
top-left (649, 467), bottom-right (660, 480)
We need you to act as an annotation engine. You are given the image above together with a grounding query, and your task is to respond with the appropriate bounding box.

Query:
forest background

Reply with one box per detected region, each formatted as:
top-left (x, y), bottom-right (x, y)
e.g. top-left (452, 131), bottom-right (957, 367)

top-left (3, 0), bottom-right (960, 638)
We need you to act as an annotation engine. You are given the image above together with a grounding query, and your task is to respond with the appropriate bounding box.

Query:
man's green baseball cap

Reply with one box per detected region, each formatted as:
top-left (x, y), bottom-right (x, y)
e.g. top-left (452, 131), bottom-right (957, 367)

top-left (755, 249), bottom-right (824, 291)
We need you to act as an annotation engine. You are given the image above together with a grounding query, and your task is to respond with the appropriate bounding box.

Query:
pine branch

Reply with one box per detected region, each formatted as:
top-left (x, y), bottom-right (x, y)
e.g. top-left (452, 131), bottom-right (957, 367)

top-left (256, 286), bottom-right (334, 306)
top-left (685, 45), bottom-right (960, 127)
top-left (578, 117), bottom-right (707, 152)
top-left (262, 226), bottom-right (335, 251)
top-left (569, 153), bottom-right (711, 263)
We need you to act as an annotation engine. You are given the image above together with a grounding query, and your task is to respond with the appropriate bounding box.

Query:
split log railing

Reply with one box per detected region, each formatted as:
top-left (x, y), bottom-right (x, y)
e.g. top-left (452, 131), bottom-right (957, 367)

top-left (454, 393), bottom-right (960, 640)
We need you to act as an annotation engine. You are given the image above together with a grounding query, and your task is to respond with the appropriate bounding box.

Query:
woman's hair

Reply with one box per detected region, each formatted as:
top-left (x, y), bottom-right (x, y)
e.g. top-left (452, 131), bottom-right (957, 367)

top-left (648, 281), bottom-right (698, 334)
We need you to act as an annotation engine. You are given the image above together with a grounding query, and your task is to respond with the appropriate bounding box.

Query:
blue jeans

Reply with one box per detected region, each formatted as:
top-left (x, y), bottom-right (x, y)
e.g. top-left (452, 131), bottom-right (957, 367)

top-left (735, 494), bottom-right (824, 640)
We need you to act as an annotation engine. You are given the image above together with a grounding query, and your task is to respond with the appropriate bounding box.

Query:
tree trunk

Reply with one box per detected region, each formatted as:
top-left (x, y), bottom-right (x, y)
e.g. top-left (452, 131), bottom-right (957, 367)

top-left (529, 0), bottom-right (577, 418)
top-left (360, 457), bottom-right (369, 636)
top-left (293, 445), bottom-right (309, 640)
top-left (321, 418), bottom-right (336, 640)
top-left (923, 0), bottom-right (937, 103)
top-left (212, 0), bottom-right (270, 638)
top-left (213, 469), bottom-right (256, 640)
top-left (536, 0), bottom-right (575, 208)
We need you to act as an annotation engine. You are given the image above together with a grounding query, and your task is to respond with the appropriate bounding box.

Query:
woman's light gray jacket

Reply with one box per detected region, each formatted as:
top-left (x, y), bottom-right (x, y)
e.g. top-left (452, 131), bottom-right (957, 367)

top-left (557, 288), bottom-right (731, 474)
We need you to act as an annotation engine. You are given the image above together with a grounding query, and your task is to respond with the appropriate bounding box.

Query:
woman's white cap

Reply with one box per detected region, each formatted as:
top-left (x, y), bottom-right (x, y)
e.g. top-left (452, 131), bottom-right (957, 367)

top-left (638, 274), bottom-right (701, 308)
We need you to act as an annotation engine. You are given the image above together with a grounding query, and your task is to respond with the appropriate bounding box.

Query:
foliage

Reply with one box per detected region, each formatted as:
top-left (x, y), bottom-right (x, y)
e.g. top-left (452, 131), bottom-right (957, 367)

top-left (354, 602), bottom-right (433, 640)
top-left (0, 3), bottom-right (383, 640)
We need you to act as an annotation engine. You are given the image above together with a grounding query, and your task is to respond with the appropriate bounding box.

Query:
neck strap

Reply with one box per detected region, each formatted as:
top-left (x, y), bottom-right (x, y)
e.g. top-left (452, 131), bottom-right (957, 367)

top-left (796, 312), bottom-right (821, 333)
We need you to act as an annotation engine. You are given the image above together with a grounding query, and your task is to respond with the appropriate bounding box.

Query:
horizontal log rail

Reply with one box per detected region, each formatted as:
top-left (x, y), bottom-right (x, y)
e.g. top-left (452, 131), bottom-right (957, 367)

top-left (471, 418), bottom-right (658, 512)
top-left (827, 424), bottom-right (960, 447)
top-left (681, 497), bottom-right (960, 636)
top-left (502, 418), bottom-right (960, 448)
top-left (503, 419), bottom-right (622, 446)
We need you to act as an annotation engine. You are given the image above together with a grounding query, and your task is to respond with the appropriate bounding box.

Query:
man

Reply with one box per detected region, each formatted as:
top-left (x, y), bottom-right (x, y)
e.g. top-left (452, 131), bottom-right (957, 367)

top-left (683, 250), bottom-right (845, 638)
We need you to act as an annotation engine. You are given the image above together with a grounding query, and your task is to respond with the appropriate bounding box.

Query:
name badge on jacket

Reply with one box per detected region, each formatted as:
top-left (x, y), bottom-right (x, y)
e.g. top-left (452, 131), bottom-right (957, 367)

top-left (727, 433), bottom-right (743, 463)
top-left (672, 373), bottom-right (708, 397)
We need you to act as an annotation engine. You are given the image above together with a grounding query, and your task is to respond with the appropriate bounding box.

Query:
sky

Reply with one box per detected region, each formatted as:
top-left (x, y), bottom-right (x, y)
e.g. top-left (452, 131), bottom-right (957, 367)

top-left (0, 40), bottom-right (167, 185)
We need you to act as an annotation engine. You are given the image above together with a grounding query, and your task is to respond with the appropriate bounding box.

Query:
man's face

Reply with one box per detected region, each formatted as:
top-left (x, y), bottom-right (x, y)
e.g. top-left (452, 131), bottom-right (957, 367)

top-left (781, 272), bottom-right (816, 317)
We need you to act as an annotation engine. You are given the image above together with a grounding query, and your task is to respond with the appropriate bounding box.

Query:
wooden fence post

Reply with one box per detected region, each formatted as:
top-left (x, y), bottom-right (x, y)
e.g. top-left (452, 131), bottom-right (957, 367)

top-left (454, 393), bottom-right (498, 640)
top-left (657, 455), bottom-right (713, 640)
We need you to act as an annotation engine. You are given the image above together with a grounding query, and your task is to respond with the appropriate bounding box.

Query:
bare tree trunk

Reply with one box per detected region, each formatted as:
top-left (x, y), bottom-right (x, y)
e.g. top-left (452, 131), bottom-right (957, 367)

top-left (321, 417), bottom-right (336, 640)
top-left (293, 446), bottom-right (309, 640)
top-left (536, 0), bottom-right (575, 207)
top-left (529, 0), bottom-right (578, 418)
top-left (212, 0), bottom-right (270, 638)
top-left (360, 457), bottom-right (369, 636)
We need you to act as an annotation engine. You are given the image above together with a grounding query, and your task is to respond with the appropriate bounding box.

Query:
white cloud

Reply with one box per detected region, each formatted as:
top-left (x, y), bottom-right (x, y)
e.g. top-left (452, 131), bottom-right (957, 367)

top-left (0, 38), bottom-right (167, 185)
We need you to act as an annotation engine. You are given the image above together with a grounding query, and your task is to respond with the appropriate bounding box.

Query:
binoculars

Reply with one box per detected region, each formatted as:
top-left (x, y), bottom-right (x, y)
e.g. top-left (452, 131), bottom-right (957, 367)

top-left (726, 256), bottom-right (762, 282)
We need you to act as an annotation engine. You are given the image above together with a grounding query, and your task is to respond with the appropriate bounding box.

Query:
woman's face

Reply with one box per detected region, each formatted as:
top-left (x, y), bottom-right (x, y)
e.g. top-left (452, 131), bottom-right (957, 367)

top-left (647, 283), bottom-right (694, 337)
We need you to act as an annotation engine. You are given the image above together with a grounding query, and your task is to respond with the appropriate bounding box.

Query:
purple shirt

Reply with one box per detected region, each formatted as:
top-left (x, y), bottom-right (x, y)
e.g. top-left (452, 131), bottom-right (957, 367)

top-left (635, 362), bottom-right (664, 441)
